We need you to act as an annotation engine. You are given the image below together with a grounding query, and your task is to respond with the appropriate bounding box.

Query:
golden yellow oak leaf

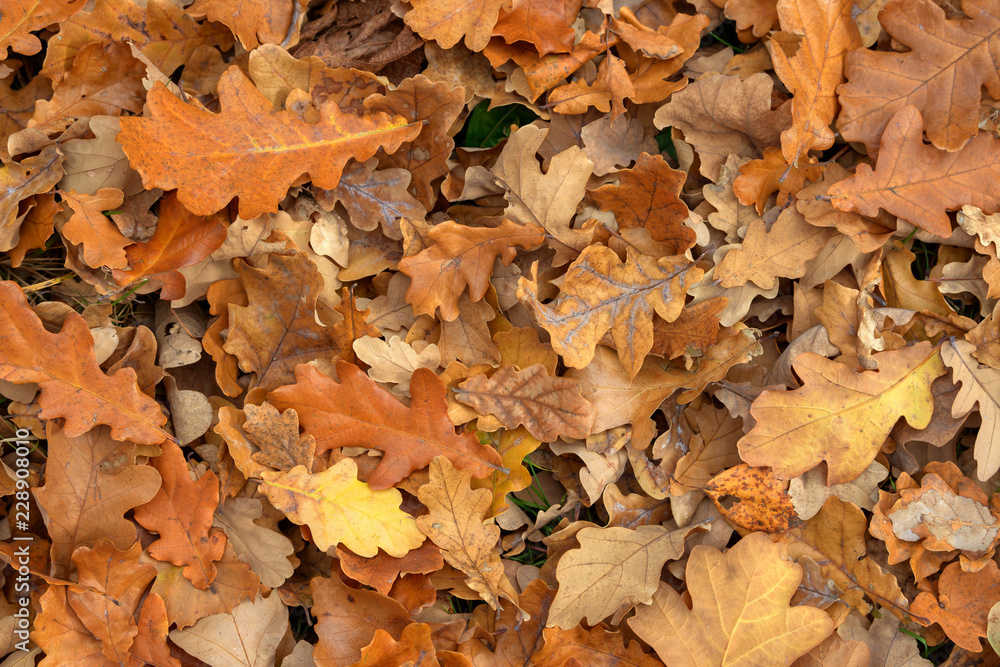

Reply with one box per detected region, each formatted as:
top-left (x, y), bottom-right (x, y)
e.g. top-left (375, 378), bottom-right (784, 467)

top-left (259, 459), bottom-right (425, 558)
top-left (738, 342), bottom-right (946, 485)
top-left (118, 66), bottom-right (421, 219)
top-left (629, 532), bottom-right (833, 666)
top-left (547, 523), bottom-right (704, 629)
top-left (518, 246), bottom-right (704, 378)
top-left (416, 456), bottom-right (518, 611)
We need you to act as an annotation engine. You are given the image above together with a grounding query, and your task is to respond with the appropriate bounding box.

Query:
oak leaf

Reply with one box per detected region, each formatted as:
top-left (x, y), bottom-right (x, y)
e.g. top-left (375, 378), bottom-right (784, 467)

top-left (60, 187), bottom-right (131, 270)
top-left (943, 338), bottom-right (1000, 480)
top-left (470, 426), bottom-right (543, 516)
top-left (738, 343), bottom-right (946, 485)
top-left (351, 623), bottom-right (458, 667)
top-left (29, 42), bottom-right (145, 134)
top-left (33, 423), bottom-right (161, 578)
top-left (222, 252), bottom-right (344, 393)
top-left (67, 540), bottom-right (157, 664)
top-left (493, 0), bottom-right (575, 56)
top-left (41, 0), bottom-right (232, 82)
top-left (337, 541), bottom-right (443, 595)
top-left (112, 192), bottom-right (229, 299)
top-left (353, 336), bottom-right (442, 398)
top-left (884, 462), bottom-right (1000, 570)
top-left (117, 67), bottom-right (421, 218)
top-left (134, 440), bottom-right (226, 590)
top-left (837, 0), bottom-right (1000, 153)
top-left (518, 246), bottom-right (704, 377)
top-left (829, 105), bottom-right (1000, 237)
top-left (770, 0), bottom-right (860, 166)
top-left (533, 625), bottom-right (665, 667)
top-left (715, 208), bottom-right (837, 289)
top-left (259, 459), bottom-right (425, 557)
top-left (33, 585), bottom-right (106, 666)
top-left (590, 152), bottom-right (695, 253)
top-left (186, 0), bottom-right (305, 50)
top-left (149, 540), bottom-right (260, 630)
top-left (366, 75), bottom-right (466, 209)
top-left (398, 219), bottom-right (545, 321)
top-left (168, 592), bottom-right (288, 667)
top-left (0, 281), bottom-right (169, 444)
top-left (455, 364), bottom-right (597, 441)
top-left (629, 532), bottom-right (833, 667)
top-left (653, 73), bottom-right (791, 181)
top-left (404, 0), bottom-right (508, 51)
top-left (416, 457), bottom-right (519, 610)
top-left (0, 0), bottom-right (86, 59)
top-left (547, 523), bottom-right (703, 629)
top-left (0, 145), bottom-right (64, 252)
top-left (213, 497), bottom-right (295, 589)
top-left (786, 497), bottom-right (909, 618)
top-left (268, 361), bottom-right (503, 489)
top-left (704, 464), bottom-right (795, 533)
top-left (315, 158), bottom-right (425, 241)
top-left (911, 560), bottom-right (1000, 652)
top-left (485, 125), bottom-right (595, 260)
top-left (311, 575), bottom-right (411, 667)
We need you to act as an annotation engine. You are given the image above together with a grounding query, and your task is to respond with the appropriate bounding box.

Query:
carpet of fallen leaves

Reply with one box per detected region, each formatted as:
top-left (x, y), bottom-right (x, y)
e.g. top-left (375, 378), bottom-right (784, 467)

top-left (4, 0), bottom-right (1000, 664)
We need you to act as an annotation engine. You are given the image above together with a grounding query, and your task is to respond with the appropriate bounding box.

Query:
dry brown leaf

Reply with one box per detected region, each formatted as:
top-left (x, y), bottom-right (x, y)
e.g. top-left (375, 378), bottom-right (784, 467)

top-left (416, 457), bottom-right (519, 611)
top-left (518, 246), bottom-right (703, 377)
top-left (455, 364), bottom-right (597, 441)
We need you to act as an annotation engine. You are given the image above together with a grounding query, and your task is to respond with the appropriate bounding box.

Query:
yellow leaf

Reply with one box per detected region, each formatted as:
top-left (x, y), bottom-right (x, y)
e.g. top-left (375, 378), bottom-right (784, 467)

top-left (259, 459), bottom-right (425, 558)
top-left (628, 532), bottom-right (834, 666)
top-left (739, 342), bottom-right (946, 485)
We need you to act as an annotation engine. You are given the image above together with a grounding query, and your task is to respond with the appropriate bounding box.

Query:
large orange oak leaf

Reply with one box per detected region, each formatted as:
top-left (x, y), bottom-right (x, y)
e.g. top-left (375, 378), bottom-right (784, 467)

top-left (829, 105), bottom-right (1000, 237)
top-left (417, 457), bottom-right (519, 611)
top-left (117, 67), bottom-right (421, 218)
top-left (0, 281), bottom-right (169, 444)
top-left (738, 343), bottom-right (946, 485)
top-left (268, 361), bottom-right (503, 489)
top-left (589, 152), bottom-right (695, 254)
top-left (837, 0), bottom-right (1000, 153)
top-left (455, 364), bottom-right (597, 441)
top-left (398, 219), bottom-right (545, 321)
top-left (628, 532), bottom-right (834, 666)
top-left (222, 252), bottom-right (344, 393)
top-left (517, 247), bottom-right (704, 378)
top-left (134, 440), bottom-right (226, 590)
top-left (771, 0), bottom-right (860, 166)
top-left (33, 423), bottom-right (161, 579)
top-left (259, 459), bottom-right (426, 557)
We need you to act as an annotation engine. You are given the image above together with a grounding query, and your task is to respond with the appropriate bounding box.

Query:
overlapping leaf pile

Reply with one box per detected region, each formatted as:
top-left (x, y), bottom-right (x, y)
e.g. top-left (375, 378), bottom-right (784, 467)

top-left (3, 0), bottom-right (1000, 664)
